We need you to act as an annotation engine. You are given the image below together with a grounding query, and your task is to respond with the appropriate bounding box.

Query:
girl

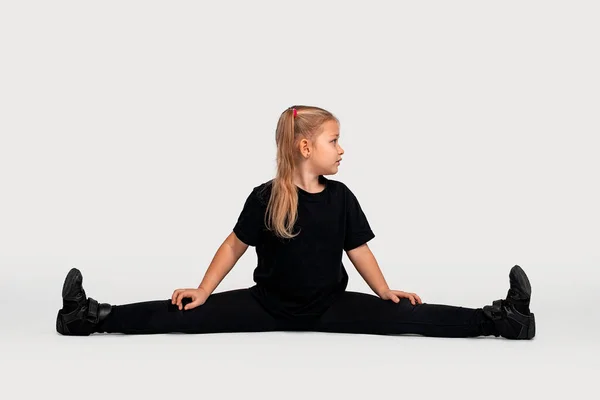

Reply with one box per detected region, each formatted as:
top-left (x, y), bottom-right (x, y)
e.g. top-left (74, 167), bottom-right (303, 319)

top-left (56, 105), bottom-right (536, 339)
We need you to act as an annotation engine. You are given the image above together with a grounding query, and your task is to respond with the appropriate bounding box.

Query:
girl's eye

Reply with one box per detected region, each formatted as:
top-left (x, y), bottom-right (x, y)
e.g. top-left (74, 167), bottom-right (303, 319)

top-left (332, 139), bottom-right (338, 143)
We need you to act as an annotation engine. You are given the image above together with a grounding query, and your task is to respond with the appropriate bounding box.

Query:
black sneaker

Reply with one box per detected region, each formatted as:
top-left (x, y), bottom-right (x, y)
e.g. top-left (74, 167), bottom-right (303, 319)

top-left (483, 265), bottom-right (536, 340)
top-left (506, 265), bottom-right (531, 314)
top-left (56, 267), bottom-right (112, 336)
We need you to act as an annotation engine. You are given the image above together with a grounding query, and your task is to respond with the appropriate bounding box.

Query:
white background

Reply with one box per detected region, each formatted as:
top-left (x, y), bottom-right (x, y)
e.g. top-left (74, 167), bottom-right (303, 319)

top-left (1, 1), bottom-right (598, 399)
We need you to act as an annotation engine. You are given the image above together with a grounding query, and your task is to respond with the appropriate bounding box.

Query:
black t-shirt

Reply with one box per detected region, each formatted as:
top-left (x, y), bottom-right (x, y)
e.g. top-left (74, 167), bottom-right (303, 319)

top-left (233, 175), bottom-right (375, 320)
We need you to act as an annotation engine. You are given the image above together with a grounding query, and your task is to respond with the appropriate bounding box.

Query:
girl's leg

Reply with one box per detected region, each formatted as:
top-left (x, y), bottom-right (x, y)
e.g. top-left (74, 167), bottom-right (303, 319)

top-left (56, 267), bottom-right (284, 335)
top-left (312, 291), bottom-right (499, 338)
top-left (96, 288), bottom-right (283, 335)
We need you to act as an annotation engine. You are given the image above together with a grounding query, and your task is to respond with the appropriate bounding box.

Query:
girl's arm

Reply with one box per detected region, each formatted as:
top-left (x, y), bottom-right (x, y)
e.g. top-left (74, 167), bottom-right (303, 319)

top-left (346, 243), bottom-right (391, 297)
top-left (197, 232), bottom-right (249, 295)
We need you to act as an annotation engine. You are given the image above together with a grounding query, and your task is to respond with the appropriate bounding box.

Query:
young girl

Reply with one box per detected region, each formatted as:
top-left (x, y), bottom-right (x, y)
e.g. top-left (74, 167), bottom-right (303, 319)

top-left (56, 105), bottom-right (536, 339)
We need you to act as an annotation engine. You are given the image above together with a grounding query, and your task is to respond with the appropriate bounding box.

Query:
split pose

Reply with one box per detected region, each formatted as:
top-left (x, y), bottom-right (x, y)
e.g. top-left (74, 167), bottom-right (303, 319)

top-left (56, 105), bottom-right (536, 339)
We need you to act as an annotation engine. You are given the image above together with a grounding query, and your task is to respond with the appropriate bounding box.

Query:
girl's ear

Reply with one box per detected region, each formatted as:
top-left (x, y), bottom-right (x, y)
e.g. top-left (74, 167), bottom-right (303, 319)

top-left (299, 139), bottom-right (311, 158)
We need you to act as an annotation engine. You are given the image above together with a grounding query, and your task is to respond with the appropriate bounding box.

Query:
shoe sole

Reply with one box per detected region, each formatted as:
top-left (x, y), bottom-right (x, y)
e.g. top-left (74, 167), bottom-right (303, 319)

top-left (58, 267), bottom-right (95, 336)
top-left (511, 265), bottom-right (535, 339)
top-left (510, 265), bottom-right (531, 297)
top-left (528, 312), bottom-right (536, 339)
top-left (62, 267), bottom-right (82, 299)
top-left (56, 310), bottom-right (68, 334)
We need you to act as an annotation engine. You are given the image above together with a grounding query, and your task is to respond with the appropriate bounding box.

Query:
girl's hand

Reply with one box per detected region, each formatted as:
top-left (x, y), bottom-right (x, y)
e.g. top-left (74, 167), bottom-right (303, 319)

top-left (171, 287), bottom-right (210, 310)
top-left (379, 289), bottom-right (422, 305)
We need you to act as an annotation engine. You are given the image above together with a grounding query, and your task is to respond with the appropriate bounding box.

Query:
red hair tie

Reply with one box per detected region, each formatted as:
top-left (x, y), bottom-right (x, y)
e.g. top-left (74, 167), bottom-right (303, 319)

top-left (292, 107), bottom-right (297, 118)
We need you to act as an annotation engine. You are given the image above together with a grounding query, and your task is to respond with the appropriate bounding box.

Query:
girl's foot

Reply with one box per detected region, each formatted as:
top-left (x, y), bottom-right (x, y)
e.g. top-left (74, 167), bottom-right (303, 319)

top-left (506, 264), bottom-right (531, 315)
top-left (56, 267), bottom-right (112, 336)
top-left (483, 265), bottom-right (536, 340)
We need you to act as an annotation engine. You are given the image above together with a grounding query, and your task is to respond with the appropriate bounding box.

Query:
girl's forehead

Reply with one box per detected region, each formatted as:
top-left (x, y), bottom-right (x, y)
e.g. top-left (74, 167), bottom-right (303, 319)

top-left (321, 121), bottom-right (340, 135)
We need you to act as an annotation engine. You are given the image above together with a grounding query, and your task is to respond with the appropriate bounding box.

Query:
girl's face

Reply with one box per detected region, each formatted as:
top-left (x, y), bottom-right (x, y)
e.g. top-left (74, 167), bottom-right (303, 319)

top-left (300, 120), bottom-right (344, 175)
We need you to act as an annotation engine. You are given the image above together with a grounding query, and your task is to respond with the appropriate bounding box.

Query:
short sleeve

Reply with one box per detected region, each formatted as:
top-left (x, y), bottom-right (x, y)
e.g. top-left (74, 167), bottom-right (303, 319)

top-left (233, 187), bottom-right (265, 247)
top-left (343, 185), bottom-right (375, 251)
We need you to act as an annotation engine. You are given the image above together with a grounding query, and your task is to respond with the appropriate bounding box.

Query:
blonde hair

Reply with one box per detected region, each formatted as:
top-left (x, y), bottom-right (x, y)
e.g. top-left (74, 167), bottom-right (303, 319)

top-left (263, 105), bottom-right (339, 240)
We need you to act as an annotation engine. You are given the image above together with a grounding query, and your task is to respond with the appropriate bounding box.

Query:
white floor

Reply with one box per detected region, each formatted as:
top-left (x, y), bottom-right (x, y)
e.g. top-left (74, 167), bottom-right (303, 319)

top-left (1, 261), bottom-right (597, 400)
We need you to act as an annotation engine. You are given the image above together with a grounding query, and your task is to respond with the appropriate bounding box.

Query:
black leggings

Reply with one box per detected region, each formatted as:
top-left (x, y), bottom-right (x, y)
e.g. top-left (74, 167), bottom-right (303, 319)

top-left (96, 288), bottom-right (498, 338)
